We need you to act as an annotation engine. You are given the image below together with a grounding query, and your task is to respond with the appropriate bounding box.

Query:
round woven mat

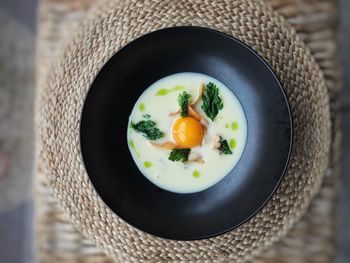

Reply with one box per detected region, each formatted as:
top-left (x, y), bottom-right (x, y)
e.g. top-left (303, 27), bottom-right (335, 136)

top-left (38, 0), bottom-right (331, 261)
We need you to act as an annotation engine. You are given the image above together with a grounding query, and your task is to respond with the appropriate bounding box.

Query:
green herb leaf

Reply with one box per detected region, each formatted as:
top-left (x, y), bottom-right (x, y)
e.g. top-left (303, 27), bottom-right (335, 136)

top-left (218, 136), bottom-right (232, 155)
top-left (131, 120), bottom-right (164, 140)
top-left (178, 91), bottom-right (191, 117)
top-left (142, 114), bottom-right (151, 119)
top-left (168, 148), bottom-right (191, 162)
top-left (201, 82), bottom-right (223, 121)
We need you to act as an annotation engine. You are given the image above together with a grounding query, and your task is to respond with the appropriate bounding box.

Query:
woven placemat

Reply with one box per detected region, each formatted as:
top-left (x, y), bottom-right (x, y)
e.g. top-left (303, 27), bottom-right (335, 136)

top-left (35, 0), bottom-right (341, 262)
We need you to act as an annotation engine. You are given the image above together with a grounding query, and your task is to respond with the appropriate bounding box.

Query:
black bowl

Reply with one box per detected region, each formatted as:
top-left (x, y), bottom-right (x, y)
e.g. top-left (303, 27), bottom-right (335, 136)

top-left (80, 26), bottom-right (292, 240)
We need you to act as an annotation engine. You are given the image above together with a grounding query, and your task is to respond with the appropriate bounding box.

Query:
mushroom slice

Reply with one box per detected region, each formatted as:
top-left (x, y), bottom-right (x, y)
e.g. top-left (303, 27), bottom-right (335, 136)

top-left (190, 83), bottom-right (205, 106)
top-left (188, 151), bottom-right (205, 164)
top-left (188, 158), bottom-right (205, 164)
top-left (189, 105), bottom-right (208, 126)
top-left (168, 109), bottom-right (180, 116)
top-left (187, 105), bottom-right (201, 121)
top-left (212, 134), bottom-right (221, 150)
top-left (148, 141), bottom-right (178, 150)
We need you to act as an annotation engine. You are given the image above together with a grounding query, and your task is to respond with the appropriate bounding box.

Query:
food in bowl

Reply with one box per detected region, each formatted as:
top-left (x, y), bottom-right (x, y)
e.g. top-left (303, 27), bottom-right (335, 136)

top-left (127, 72), bottom-right (247, 193)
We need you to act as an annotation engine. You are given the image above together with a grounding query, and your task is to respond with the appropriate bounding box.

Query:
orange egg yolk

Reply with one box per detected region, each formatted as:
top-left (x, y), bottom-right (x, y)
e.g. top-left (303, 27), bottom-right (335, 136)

top-left (172, 117), bottom-right (204, 148)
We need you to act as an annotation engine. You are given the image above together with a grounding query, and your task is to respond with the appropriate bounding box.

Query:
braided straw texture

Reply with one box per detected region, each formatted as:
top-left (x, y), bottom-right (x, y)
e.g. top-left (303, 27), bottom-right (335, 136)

top-left (35, 0), bottom-right (339, 262)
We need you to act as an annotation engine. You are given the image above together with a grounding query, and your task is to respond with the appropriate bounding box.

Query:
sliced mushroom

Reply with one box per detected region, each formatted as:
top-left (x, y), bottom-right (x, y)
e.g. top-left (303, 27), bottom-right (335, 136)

top-left (187, 105), bottom-right (201, 121)
top-left (200, 118), bottom-right (209, 127)
top-left (212, 134), bottom-right (221, 150)
top-left (148, 141), bottom-right (178, 150)
top-left (188, 151), bottom-right (205, 164)
top-left (168, 109), bottom-right (180, 116)
top-left (188, 158), bottom-right (205, 164)
top-left (190, 83), bottom-right (205, 106)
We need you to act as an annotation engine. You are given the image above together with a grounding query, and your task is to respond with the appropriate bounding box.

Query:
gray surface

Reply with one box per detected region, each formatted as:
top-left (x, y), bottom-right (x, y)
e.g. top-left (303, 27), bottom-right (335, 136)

top-left (338, 112), bottom-right (350, 262)
top-left (0, 0), bottom-right (37, 32)
top-left (0, 1), bottom-right (37, 263)
top-left (0, 200), bottom-right (34, 263)
top-left (0, 7), bottom-right (35, 212)
top-left (0, 0), bottom-right (348, 263)
top-left (337, 0), bottom-right (350, 262)
top-left (340, 0), bottom-right (350, 109)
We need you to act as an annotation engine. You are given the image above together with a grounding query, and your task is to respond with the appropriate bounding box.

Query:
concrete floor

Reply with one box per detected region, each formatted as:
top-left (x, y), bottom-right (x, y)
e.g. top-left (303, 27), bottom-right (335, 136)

top-left (0, 0), bottom-right (348, 263)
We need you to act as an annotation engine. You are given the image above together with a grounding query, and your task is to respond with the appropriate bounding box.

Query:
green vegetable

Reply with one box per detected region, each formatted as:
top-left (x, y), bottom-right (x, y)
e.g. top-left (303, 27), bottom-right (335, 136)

top-left (131, 120), bottom-right (164, 140)
top-left (156, 85), bottom-right (185, 96)
top-left (142, 114), bottom-right (151, 119)
top-left (178, 91), bottom-right (191, 117)
top-left (201, 82), bottom-right (223, 121)
top-left (168, 148), bottom-right (191, 162)
top-left (218, 136), bottom-right (232, 155)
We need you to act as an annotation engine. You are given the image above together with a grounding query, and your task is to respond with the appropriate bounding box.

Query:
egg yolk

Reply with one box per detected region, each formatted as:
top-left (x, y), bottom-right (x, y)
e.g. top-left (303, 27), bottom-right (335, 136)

top-left (172, 117), bottom-right (204, 148)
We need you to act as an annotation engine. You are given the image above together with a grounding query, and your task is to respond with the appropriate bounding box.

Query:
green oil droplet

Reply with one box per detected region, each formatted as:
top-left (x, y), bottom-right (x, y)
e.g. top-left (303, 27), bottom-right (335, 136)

top-left (144, 161), bottom-right (152, 168)
top-left (225, 123), bottom-right (229, 128)
top-left (156, 85), bottom-right (185, 96)
top-left (129, 140), bottom-right (140, 157)
top-left (193, 170), bottom-right (200, 178)
top-left (129, 122), bottom-right (133, 133)
top-left (172, 85), bottom-right (185, 91)
top-left (139, 103), bottom-right (145, 112)
top-left (231, 121), bottom-right (239, 131)
top-left (156, 89), bottom-right (168, 96)
top-left (230, 139), bottom-right (237, 149)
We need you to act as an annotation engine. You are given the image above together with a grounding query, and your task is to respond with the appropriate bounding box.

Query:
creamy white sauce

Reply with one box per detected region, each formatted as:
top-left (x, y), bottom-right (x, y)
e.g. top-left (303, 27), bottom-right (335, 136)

top-left (127, 72), bottom-right (247, 194)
